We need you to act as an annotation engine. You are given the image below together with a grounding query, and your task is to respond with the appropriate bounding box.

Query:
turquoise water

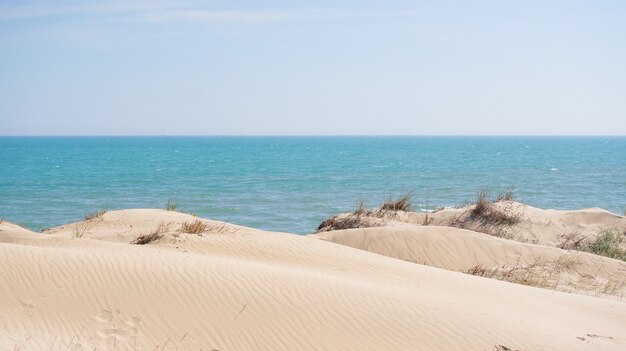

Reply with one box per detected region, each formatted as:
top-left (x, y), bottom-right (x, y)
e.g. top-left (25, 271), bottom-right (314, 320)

top-left (1, 136), bottom-right (624, 234)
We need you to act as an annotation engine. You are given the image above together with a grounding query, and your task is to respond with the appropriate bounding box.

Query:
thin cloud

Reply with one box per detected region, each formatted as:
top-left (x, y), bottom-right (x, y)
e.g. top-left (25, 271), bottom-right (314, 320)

top-left (0, 1), bottom-right (190, 20)
top-left (0, 1), bottom-right (422, 23)
top-left (137, 8), bottom-right (422, 23)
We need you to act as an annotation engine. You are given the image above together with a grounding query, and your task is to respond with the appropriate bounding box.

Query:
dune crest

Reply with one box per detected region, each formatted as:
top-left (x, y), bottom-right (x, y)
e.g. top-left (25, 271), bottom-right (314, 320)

top-left (317, 201), bottom-right (626, 247)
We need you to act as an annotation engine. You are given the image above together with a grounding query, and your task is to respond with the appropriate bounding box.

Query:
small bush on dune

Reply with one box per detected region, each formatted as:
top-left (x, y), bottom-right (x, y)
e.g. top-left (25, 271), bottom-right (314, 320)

top-left (465, 188), bottom-right (522, 227)
top-left (380, 193), bottom-right (412, 212)
top-left (181, 220), bottom-right (207, 234)
top-left (133, 231), bottom-right (162, 245)
top-left (316, 215), bottom-right (377, 232)
top-left (133, 223), bottom-right (166, 245)
top-left (449, 188), bottom-right (523, 238)
top-left (471, 187), bottom-right (518, 218)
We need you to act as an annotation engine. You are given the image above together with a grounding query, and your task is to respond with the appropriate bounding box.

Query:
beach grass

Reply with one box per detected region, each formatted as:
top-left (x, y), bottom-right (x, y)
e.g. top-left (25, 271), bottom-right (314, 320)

top-left (465, 256), bottom-right (578, 290)
top-left (470, 188), bottom-right (521, 224)
top-left (353, 197), bottom-right (367, 215)
top-left (84, 209), bottom-right (106, 221)
top-left (449, 188), bottom-right (523, 238)
top-left (181, 220), bottom-right (207, 234)
top-left (380, 192), bottom-right (412, 212)
top-left (165, 197), bottom-right (177, 211)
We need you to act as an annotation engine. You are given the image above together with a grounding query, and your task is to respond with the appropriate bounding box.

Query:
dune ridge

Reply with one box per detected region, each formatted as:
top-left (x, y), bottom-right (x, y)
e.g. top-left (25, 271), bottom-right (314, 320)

top-left (317, 201), bottom-right (626, 247)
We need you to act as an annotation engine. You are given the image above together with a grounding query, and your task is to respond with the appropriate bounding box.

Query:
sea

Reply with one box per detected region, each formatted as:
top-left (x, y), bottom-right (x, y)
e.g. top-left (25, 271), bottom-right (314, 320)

top-left (1, 136), bottom-right (624, 234)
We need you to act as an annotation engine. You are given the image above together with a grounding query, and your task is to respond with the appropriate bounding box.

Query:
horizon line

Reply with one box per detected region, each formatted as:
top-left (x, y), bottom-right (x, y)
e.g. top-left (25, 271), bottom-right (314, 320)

top-left (1, 134), bottom-right (626, 138)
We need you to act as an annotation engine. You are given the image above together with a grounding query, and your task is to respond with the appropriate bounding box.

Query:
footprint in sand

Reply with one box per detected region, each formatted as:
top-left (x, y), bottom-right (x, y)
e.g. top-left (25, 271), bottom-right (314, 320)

top-left (94, 309), bottom-right (142, 346)
top-left (17, 297), bottom-right (35, 317)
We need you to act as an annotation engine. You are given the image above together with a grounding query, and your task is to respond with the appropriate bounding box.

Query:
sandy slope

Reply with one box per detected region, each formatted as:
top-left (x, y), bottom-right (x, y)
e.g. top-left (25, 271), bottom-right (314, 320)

top-left (315, 226), bottom-right (626, 299)
top-left (1, 210), bottom-right (626, 350)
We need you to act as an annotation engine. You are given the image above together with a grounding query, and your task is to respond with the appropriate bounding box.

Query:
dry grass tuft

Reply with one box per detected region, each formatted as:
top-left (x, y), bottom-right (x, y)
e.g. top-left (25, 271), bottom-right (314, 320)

top-left (133, 223), bottom-right (166, 245)
top-left (465, 256), bottom-right (582, 291)
top-left (422, 211), bottom-right (432, 225)
top-left (494, 185), bottom-right (515, 202)
top-left (469, 189), bottom-right (521, 225)
top-left (354, 197), bottom-right (368, 215)
top-left (73, 209), bottom-right (108, 238)
top-left (379, 193), bottom-right (412, 212)
top-left (84, 209), bottom-right (106, 221)
top-left (602, 278), bottom-right (626, 295)
top-left (72, 224), bottom-right (88, 239)
top-left (449, 188), bottom-right (523, 238)
top-left (72, 219), bottom-right (102, 239)
top-left (181, 220), bottom-right (208, 234)
top-left (463, 255), bottom-right (624, 297)
top-left (557, 231), bottom-right (586, 250)
top-left (471, 189), bottom-right (491, 217)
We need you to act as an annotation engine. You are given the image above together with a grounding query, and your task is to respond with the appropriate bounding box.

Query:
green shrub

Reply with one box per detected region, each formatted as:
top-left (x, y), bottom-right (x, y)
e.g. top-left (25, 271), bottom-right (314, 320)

top-left (584, 230), bottom-right (626, 261)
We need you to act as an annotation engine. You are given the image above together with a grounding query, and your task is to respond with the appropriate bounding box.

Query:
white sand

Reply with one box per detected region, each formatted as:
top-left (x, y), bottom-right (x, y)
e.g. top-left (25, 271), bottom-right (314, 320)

top-left (1, 209), bottom-right (625, 350)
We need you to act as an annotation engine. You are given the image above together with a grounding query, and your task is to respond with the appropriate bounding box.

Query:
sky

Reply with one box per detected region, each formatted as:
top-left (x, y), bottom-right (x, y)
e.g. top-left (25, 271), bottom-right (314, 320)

top-left (0, 0), bottom-right (625, 136)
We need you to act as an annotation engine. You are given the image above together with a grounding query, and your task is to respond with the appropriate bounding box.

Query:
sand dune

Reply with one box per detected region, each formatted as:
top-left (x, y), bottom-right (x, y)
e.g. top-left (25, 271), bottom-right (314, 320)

top-left (315, 225), bottom-right (626, 299)
top-left (1, 210), bottom-right (626, 350)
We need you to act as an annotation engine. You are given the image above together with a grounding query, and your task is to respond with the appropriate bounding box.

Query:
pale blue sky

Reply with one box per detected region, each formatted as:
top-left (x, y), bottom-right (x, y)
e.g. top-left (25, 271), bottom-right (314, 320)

top-left (1, 0), bottom-right (625, 135)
